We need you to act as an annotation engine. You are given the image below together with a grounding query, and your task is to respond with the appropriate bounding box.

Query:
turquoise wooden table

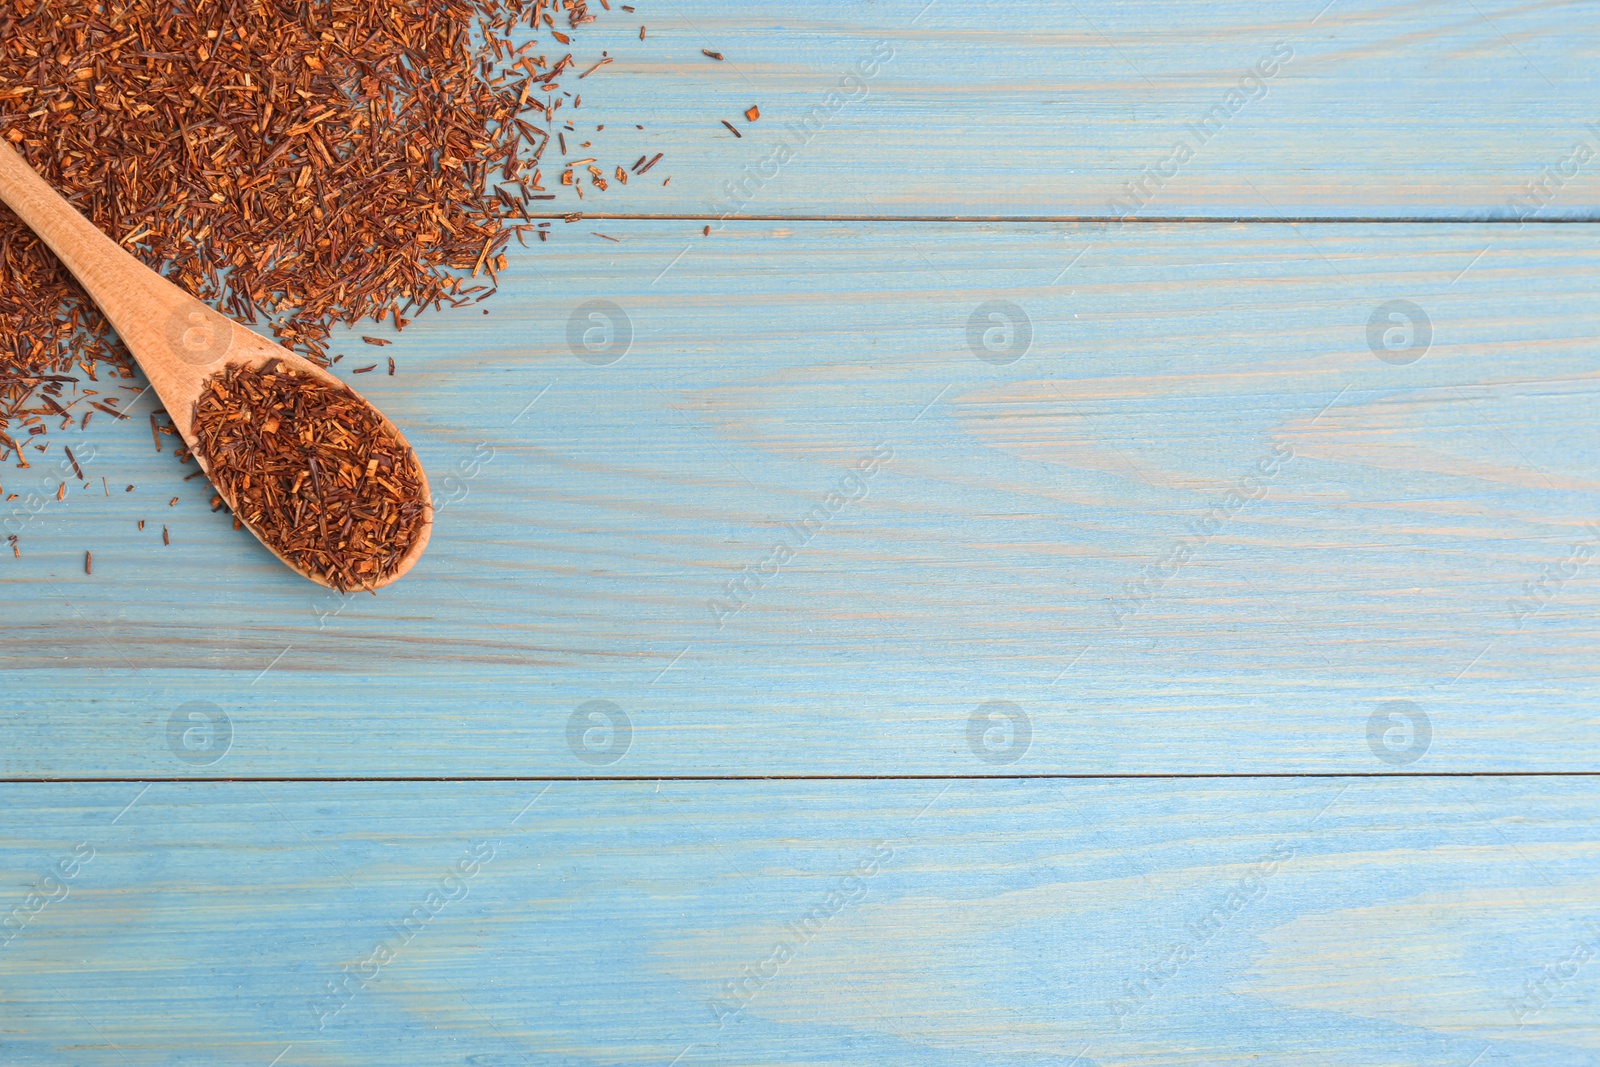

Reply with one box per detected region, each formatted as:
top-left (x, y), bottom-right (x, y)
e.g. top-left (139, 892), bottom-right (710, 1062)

top-left (4, 1), bottom-right (1600, 1062)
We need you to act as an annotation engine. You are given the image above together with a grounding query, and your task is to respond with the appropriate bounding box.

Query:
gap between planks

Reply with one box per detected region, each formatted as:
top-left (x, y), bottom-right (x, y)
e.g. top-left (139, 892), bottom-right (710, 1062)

top-left (5, 772), bottom-right (1600, 784)
top-left (522, 213), bottom-right (1600, 224)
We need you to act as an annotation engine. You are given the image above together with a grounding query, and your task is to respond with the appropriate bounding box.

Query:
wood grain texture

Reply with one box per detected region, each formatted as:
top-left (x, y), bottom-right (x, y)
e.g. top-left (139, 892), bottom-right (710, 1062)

top-left (5, 5), bottom-right (1597, 1060)
top-left (4, 222), bottom-right (1599, 777)
top-left (1, 778), bottom-right (1597, 1066)
top-left (503, 0), bottom-right (1600, 219)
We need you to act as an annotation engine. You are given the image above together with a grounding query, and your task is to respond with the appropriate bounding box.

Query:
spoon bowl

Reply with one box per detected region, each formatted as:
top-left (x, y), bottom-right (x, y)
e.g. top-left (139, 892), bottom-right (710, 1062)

top-left (0, 139), bottom-right (432, 589)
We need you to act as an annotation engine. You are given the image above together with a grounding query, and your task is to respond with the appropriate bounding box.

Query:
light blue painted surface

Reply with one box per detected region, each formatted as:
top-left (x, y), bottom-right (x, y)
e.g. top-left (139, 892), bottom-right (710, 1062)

top-left (461, 0), bottom-right (1600, 220)
top-left (2, 3), bottom-right (1598, 1062)
top-left (1, 779), bottom-right (1598, 1065)
top-left (5, 223), bottom-right (1599, 776)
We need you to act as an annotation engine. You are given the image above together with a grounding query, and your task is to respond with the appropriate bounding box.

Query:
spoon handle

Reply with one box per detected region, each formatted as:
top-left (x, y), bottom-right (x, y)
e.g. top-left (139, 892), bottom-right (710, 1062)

top-left (0, 140), bottom-right (177, 338)
top-left (0, 139), bottom-right (257, 442)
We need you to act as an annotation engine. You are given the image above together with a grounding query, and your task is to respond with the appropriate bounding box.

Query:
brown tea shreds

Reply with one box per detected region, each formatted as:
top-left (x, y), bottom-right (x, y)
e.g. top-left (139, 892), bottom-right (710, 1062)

top-left (191, 362), bottom-right (426, 592)
top-left (0, 0), bottom-right (656, 467)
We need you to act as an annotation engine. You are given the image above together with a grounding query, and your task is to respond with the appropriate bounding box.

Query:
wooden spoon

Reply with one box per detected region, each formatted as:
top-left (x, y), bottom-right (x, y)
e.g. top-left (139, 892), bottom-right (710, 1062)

top-left (0, 140), bottom-right (432, 589)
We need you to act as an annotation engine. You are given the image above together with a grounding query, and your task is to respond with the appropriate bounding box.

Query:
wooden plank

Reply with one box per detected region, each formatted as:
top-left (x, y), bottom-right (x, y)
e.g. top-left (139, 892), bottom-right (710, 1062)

top-left (5, 221), bottom-right (1600, 777)
top-left (0, 778), bottom-right (1596, 1065)
top-left (516, 0), bottom-right (1600, 219)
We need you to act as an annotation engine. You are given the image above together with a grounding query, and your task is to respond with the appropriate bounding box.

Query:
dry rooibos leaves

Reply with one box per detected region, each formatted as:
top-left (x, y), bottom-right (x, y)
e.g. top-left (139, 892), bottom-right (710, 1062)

top-left (0, 0), bottom-right (608, 464)
top-left (191, 360), bottom-right (426, 591)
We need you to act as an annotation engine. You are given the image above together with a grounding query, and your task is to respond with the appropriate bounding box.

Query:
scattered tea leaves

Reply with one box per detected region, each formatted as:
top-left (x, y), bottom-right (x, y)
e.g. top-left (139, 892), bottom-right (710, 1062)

top-left (1, 0), bottom-right (685, 470)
